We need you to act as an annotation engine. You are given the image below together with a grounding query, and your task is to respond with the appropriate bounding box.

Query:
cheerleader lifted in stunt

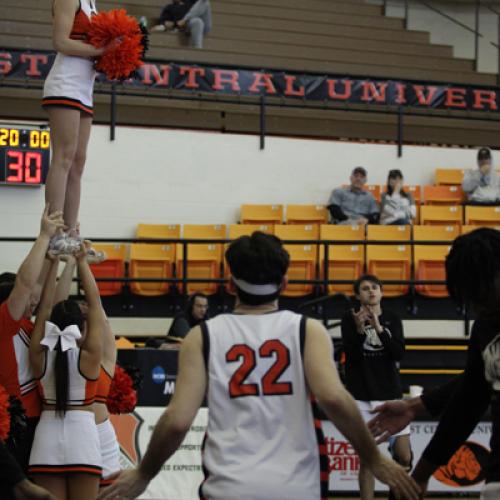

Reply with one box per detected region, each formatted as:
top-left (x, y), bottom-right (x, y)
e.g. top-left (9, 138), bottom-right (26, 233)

top-left (43, 0), bottom-right (104, 254)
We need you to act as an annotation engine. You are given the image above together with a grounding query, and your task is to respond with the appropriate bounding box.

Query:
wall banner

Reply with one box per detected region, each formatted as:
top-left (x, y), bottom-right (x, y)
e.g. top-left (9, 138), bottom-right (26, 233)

top-left (1, 48), bottom-right (500, 113)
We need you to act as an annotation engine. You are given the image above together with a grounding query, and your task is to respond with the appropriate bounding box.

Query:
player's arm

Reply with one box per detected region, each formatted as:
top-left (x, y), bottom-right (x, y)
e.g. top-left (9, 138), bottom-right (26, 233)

top-left (412, 322), bottom-right (490, 486)
top-left (304, 318), bottom-right (420, 500)
top-left (97, 326), bottom-right (207, 500)
top-left (30, 258), bottom-right (59, 378)
top-left (53, 255), bottom-right (76, 304)
top-left (53, 0), bottom-right (104, 57)
top-left (7, 207), bottom-right (64, 322)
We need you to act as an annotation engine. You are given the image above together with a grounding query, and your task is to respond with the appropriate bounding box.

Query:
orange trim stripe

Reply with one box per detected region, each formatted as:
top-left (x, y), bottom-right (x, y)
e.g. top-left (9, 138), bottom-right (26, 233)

top-left (29, 464), bottom-right (102, 476)
top-left (42, 98), bottom-right (93, 115)
top-left (320, 471), bottom-right (329, 481)
top-left (100, 478), bottom-right (116, 486)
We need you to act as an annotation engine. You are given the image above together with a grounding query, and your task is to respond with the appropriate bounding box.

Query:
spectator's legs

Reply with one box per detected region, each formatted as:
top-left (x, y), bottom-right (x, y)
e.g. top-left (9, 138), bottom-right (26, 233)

top-left (187, 18), bottom-right (205, 48)
top-left (185, 0), bottom-right (212, 47)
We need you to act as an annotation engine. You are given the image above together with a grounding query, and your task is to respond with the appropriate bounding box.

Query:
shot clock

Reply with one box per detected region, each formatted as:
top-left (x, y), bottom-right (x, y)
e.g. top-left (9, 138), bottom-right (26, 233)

top-left (0, 124), bottom-right (50, 186)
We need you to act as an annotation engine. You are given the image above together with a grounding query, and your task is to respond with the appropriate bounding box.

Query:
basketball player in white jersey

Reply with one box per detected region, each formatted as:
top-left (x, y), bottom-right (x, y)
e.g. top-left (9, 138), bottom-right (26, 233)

top-left (98, 232), bottom-right (420, 500)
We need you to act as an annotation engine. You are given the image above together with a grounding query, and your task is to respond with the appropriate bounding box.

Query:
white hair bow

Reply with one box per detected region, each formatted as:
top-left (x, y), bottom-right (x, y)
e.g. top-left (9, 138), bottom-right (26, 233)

top-left (41, 321), bottom-right (81, 352)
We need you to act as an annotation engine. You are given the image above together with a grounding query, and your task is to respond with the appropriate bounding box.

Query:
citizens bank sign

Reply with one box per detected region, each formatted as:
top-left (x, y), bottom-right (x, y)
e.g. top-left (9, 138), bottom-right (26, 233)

top-left (2, 48), bottom-right (500, 112)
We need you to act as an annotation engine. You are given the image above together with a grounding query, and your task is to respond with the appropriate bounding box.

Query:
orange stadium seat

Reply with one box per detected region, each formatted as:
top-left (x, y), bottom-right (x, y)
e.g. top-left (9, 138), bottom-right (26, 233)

top-left (462, 225), bottom-right (500, 234)
top-left (405, 185), bottom-right (422, 204)
top-left (177, 243), bottom-right (222, 295)
top-left (274, 225), bottom-right (319, 296)
top-left (89, 244), bottom-right (127, 296)
top-left (413, 226), bottom-right (459, 298)
top-left (240, 205), bottom-right (283, 225)
top-left (129, 244), bottom-right (175, 296)
top-left (423, 185), bottom-right (464, 205)
top-left (228, 224), bottom-right (275, 239)
top-left (320, 224), bottom-right (365, 295)
top-left (286, 205), bottom-right (328, 225)
top-left (435, 169), bottom-right (465, 186)
top-left (177, 225), bottom-right (226, 294)
top-left (136, 223), bottom-right (180, 240)
top-left (464, 206), bottom-right (500, 227)
top-left (420, 205), bottom-right (463, 226)
top-left (115, 337), bottom-right (135, 349)
top-left (366, 225), bottom-right (411, 297)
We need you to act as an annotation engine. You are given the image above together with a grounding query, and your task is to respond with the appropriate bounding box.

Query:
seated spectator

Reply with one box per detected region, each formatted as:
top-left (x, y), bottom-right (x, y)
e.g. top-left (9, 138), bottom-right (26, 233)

top-left (152, 0), bottom-right (212, 49)
top-left (328, 167), bottom-right (379, 225)
top-left (166, 292), bottom-right (209, 339)
top-left (462, 147), bottom-right (500, 203)
top-left (380, 170), bottom-right (416, 225)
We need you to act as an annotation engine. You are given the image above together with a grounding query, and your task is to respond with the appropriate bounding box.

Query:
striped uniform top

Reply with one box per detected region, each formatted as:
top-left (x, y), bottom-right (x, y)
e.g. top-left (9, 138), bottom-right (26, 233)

top-left (0, 302), bottom-right (41, 418)
top-left (95, 366), bottom-right (113, 404)
top-left (38, 348), bottom-right (98, 406)
top-left (200, 311), bottom-right (328, 500)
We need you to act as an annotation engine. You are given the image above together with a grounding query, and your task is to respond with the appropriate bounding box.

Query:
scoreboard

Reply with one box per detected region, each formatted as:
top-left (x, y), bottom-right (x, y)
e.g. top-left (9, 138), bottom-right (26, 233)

top-left (0, 125), bottom-right (50, 186)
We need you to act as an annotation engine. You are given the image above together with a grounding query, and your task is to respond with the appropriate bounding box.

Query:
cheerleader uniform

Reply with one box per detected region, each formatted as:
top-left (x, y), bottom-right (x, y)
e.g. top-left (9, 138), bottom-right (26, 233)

top-left (95, 366), bottom-right (121, 486)
top-left (43, 0), bottom-right (97, 116)
top-left (28, 348), bottom-right (101, 477)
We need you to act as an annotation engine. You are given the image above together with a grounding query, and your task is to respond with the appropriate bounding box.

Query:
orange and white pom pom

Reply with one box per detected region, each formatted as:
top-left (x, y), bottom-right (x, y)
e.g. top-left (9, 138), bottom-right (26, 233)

top-left (88, 9), bottom-right (147, 81)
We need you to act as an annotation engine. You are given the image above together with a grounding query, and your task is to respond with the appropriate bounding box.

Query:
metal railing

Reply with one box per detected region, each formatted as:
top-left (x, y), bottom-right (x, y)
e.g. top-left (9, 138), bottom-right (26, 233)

top-left (0, 235), bottom-right (469, 333)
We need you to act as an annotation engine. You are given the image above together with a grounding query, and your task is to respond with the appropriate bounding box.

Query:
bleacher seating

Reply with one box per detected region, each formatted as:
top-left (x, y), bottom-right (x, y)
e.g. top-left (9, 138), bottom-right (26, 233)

top-left (423, 185), bottom-right (464, 205)
top-left (129, 243), bottom-right (174, 296)
top-left (274, 225), bottom-right (319, 297)
top-left (320, 224), bottom-right (365, 295)
top-left (1, 0), bottom-right (499, 146)
top-left (413, 225), bottom-right (457, 298)
top-left (434, 168), bottom-right (465, 186)
top-left (366, 225), bottom-right (411, 297)
top-left (240, 205), bottom-right (283, 225)
top-left (89, 244), bottom-right (127, 296)
top-left (285, 205), bottom-right (328, 225)
top-left (87, 201), bottom-right (500, 300)
top-left (420, 205), bottom-right (463, 226)
top-left (464, 206), bottom-right (500, 227)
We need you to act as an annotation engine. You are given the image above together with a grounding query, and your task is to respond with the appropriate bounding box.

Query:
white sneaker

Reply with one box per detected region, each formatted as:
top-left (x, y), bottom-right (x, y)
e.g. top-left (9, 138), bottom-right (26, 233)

top-left (87, 248), bottom-right (107, 264)
top-left (49, 233), bottom-right (80, 255)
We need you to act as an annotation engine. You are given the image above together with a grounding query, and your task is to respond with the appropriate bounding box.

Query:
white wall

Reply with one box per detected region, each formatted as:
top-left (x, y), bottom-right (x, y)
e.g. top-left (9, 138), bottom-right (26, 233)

top-left (0, 121), bottom-right (488, 271)
top-left (368, 0), bottom-right (500, 74)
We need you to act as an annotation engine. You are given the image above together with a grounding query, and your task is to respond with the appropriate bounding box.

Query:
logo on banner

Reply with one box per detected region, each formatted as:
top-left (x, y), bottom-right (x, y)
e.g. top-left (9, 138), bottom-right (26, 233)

top-left (325, 436), bottom-right (360, 474)
top-left (434, 442), bottom-right (490, 487)
top-left (110, 412), bottom-right (144, 467)
top-left (151, 365), bottom-right (166, 384)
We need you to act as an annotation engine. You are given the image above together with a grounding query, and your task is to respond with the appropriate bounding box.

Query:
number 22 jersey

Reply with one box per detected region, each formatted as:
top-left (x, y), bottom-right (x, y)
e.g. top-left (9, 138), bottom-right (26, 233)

top-left (200, 311), bottom-right (328, 500)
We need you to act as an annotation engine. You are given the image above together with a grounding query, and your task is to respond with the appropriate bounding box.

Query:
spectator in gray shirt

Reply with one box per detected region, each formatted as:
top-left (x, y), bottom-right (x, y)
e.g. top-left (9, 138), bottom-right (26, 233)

top-left (328, 167), bottom-right (379, 225)
top-left (380, 170), bottom-right (416, 225)
top-left (462, 147), bottom-right (500, 203)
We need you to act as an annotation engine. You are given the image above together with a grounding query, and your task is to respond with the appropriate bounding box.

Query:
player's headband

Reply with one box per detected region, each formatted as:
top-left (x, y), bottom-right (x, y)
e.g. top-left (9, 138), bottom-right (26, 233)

top-left (232, 277), bottom-right (280, 296)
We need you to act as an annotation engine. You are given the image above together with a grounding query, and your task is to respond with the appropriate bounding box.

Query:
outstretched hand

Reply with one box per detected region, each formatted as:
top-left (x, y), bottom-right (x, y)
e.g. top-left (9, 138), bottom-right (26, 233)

top-left (13, 478), bottom-right (57, 500)
top-left (371, 455), bottom-right (421, 500)
top-left (368, 400), bottom-right (415, 444)
top-left (74, 240), bottom-right (92, 261)
top-left (97, 469), bottom-right (149, 500)
top-left (40, 205), bottom-right (65, 238)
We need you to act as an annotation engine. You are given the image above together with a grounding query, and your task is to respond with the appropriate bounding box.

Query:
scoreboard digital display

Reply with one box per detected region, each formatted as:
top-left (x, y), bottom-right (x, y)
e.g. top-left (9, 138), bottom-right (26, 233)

top-left (0, 125), bottom-right (50, 187)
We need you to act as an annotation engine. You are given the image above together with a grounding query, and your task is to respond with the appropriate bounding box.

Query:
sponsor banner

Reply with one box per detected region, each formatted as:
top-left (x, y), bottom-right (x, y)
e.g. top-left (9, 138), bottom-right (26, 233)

top-left (110, 408), bottom-right (491, 497)
top-left (1, 48), bottom-right (500, 112)
top-left (110, 408), bottom-right (208, 500)
top-left (323, 420), bottom-right (492, 493)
